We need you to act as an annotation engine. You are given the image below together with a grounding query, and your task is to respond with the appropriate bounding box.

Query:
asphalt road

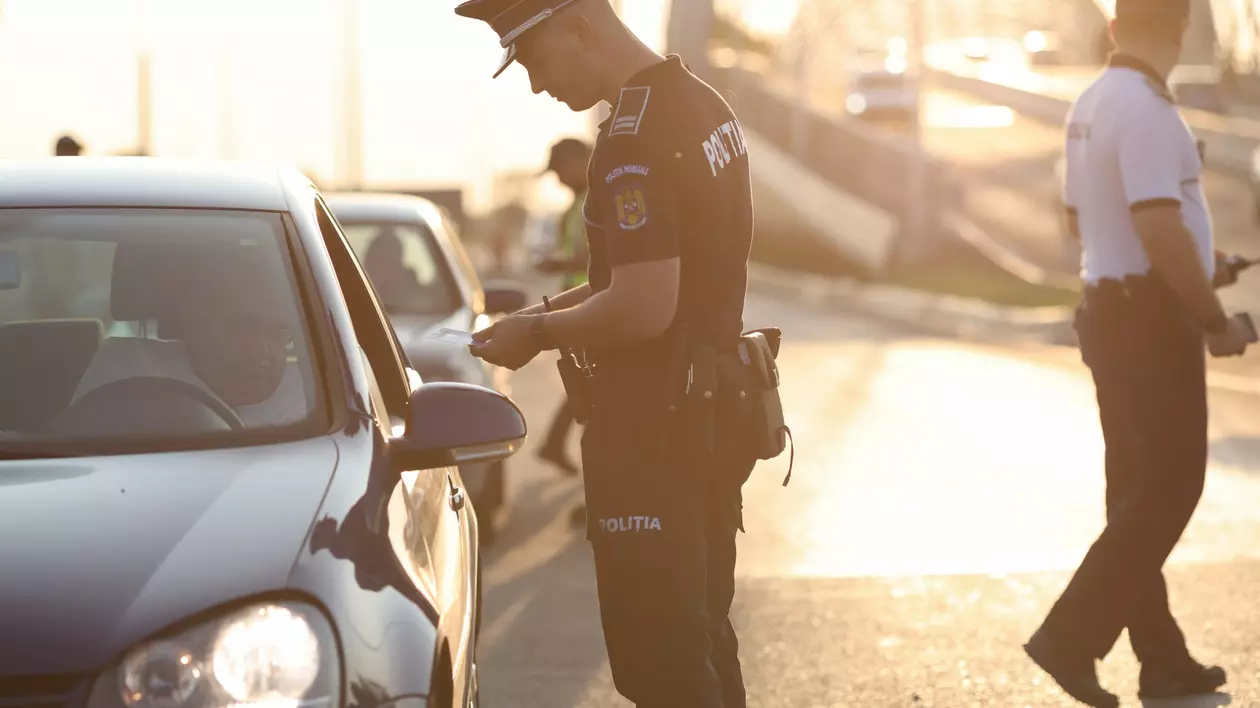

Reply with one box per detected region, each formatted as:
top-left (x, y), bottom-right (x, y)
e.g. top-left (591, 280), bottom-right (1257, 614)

top-left (473, 290), bottom-right (1260, 707)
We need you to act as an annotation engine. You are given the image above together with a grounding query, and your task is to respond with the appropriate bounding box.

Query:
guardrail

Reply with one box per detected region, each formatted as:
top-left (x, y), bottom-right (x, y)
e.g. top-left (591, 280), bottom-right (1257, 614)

top-left (745, 128), bottom-right (898, 273)
top-left (708, 60), bottom-right (963, 269)
top-left (925, 65), bottom-right (1259, 177)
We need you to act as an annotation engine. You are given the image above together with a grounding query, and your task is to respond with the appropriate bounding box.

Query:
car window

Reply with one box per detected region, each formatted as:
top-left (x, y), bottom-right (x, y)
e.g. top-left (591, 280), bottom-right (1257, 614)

top-left (313, 201), bottom-right (410, 423)
top-left (339, 221), bottom-right (461, 316)
top-left (0, 208), bottom-right (322, 451)
top-left (438, 212), bottom-right (483, 296)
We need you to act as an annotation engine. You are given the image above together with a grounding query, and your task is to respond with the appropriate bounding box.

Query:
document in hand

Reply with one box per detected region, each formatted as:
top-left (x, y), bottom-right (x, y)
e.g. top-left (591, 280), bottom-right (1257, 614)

top-left (427, 328), bottom-right (476, 346)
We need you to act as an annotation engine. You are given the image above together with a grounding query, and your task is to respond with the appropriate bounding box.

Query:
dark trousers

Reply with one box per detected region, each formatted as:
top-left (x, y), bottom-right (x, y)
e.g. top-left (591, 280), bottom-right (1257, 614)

top-left (1037, 277), bottom-right (1207, 664)
top-left (542, 396), bottom-right (576, 453)
top-left (581, 405), bottom-right (751, 708)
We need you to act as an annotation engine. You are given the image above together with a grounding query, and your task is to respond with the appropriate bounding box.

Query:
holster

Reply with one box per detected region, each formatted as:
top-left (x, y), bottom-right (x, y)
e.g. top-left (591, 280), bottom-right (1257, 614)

top-left (733, 330), bottom-right (788, 461)
top-left (674, 326), bottom-right (789, 478)
top-left (556, 350), bottom-right (593, 425)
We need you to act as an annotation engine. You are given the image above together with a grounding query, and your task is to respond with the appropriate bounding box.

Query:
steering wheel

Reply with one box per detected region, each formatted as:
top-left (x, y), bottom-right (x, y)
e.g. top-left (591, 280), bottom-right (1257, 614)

top-left (54, 376), bottom-right (244, 435)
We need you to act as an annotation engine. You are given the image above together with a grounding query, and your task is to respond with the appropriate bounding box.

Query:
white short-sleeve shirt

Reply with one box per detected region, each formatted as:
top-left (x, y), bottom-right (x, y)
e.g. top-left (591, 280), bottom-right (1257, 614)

top-left (1063, 55), bottom-right (1214, 284)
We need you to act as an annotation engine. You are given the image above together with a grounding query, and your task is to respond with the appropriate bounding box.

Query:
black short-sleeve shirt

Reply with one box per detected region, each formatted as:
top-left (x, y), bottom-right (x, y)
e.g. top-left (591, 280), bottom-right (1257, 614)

top-left (582, 55), bottom-right (754, 396)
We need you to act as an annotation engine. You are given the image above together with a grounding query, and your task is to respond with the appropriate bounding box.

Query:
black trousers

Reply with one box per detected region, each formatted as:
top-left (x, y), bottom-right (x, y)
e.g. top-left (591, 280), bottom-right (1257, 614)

top-left (1037, 277), bottom-right (1207, 664)
top-left (581, 403), bottom-right (752, 708)
top-left (542, 396), bottom-right (576, 453)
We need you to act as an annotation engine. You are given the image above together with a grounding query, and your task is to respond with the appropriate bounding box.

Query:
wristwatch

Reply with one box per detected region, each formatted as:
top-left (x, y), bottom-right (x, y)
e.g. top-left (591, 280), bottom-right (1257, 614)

top-left (530, 314), bottom-right (555, 350)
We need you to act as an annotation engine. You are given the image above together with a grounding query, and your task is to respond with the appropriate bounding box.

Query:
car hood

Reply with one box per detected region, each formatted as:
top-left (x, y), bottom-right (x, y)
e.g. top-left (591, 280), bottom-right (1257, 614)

top-left (0, 437), bottom-right (338, 675)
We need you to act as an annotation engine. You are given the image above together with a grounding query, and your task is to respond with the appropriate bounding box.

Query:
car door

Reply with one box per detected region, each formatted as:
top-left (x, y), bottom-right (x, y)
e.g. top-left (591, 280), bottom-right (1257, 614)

top-left (312, 198), bottom-right (476, 700)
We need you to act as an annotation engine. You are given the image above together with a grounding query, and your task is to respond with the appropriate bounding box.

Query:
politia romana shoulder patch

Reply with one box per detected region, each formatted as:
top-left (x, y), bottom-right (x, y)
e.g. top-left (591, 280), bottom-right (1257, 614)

top-left (613, 183), bottom-right (648, 230)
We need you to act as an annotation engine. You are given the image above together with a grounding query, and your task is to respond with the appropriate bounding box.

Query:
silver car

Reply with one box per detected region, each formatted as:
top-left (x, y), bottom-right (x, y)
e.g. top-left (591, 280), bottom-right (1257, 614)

top-left (326, 192), bottom-right (528, 544)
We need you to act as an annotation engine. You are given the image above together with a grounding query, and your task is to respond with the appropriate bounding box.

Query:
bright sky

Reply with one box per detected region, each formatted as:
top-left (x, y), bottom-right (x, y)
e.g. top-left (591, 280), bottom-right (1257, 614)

top-left (0, 0), bottom-right (672, 212)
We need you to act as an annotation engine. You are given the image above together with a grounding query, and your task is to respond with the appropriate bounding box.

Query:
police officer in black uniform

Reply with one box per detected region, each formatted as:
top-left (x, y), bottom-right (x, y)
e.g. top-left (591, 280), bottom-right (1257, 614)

top-left (459, 1), bottom-right (756, 706)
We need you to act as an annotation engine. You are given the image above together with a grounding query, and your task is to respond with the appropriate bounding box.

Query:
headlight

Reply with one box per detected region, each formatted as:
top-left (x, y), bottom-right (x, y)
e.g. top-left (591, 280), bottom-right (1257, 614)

top-left (90, 601), bottom-right (340, 708)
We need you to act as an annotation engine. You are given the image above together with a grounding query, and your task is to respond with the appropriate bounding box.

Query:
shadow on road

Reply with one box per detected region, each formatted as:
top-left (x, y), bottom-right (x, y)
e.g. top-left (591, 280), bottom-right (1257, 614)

top-left (1142, 692), bottom-right (1231, 707)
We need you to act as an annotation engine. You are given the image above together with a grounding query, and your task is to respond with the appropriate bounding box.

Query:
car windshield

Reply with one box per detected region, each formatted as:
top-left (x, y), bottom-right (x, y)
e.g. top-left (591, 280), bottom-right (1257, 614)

top-left (0, 208), bottom-right (322, 454)
top-left (339, 220), bottom-right (461, 316)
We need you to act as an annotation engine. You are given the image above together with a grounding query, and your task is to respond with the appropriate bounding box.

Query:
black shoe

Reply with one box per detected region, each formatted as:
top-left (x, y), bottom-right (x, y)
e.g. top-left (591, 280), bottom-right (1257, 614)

top-left (1024, 629), bottom-right (1119, 708)
top-left (569, 504), bottom-right (587, 529)
top-left (1138, 660), bottom-right (1227, 699)
top-left (537, 446), bottom-right (581, 477)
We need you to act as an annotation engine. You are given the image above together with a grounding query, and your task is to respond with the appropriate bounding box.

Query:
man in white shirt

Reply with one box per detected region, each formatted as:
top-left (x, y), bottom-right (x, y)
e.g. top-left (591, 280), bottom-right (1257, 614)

top-left (1024, 1), bottom-right (1249, 705)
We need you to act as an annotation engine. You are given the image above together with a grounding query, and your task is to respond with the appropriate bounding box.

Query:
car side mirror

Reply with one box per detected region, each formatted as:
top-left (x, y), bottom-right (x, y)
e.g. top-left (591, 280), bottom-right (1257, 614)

top-left (484, 285), bottom-right (528, 316)
top-left (389, 382), bottom-right (526, 472)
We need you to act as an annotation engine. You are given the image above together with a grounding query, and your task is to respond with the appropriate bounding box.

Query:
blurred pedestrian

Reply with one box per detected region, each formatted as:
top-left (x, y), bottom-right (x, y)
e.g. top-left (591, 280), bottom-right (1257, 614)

top-left (1025, 1), bottom-right (1250, 705)
top-left (535, 138), bottom-right (592, 526)
top-left (54, 134), bottom-right (83, 156)
top-left (490, 201), bottom-right (527, 275)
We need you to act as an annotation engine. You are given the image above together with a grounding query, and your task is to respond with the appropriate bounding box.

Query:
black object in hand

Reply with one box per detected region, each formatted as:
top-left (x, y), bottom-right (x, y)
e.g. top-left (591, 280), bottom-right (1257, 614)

top-left (1225, 255), bottom-right (1258, 278)
top-left (1236, 313), bottom-right (1258, 343)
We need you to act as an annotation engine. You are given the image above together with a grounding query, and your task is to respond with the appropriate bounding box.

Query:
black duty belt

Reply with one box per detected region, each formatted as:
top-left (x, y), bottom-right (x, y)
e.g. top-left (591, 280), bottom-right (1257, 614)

top-left (1083, 273), bottom-right (1178, 308)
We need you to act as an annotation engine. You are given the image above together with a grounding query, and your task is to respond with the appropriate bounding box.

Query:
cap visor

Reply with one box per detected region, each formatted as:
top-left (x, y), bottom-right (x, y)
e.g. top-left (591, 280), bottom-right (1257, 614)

top-left (492, 44), bottom-right (517, 79)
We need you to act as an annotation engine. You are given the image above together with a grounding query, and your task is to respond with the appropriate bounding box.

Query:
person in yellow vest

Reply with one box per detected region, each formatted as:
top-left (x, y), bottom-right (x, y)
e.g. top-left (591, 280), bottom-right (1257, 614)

top-left (536, 137), bottom-right (592, 524)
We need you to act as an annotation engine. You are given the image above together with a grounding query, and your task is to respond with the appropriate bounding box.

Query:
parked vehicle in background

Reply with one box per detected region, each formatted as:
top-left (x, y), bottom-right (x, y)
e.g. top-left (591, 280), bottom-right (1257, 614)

top-left (845, 52), bottom-right (919, 124)
top-left (327, 192), bottom-right (529, 545)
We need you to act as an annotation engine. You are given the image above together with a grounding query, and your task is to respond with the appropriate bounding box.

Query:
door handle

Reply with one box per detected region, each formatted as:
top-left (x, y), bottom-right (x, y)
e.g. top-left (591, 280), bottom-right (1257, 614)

top-left (449, 485), bottom-right (465, 512)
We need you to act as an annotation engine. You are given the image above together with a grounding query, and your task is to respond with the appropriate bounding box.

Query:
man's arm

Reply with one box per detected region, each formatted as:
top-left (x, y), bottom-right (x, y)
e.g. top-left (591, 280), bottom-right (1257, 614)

top-left (1118, 105), bottom-right (1227, 332)
top-left (536, 139), bottom-right (680, 349)
top-left (536, 259), bottom-right (678, 349)
top-left (513, 283), bottom-right (592, 316)
top-left (1065, 208), bottom-right (1080, 242)
top-left (1133, 206), bottom-right (1228, 332)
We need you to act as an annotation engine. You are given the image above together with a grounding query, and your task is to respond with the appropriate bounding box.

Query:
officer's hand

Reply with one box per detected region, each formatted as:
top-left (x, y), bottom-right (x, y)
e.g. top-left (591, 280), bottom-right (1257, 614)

top-left (469, 315), bottom-right (541, 371)
top-left (1213, 251), bottom-right (1240, 289)
top-left (1207, 317), bottom-right (1251, 358)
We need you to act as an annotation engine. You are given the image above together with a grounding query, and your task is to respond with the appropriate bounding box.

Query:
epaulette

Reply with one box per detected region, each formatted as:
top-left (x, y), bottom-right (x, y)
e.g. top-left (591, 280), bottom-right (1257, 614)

top-left (608, 86), bottom-right (651, 137)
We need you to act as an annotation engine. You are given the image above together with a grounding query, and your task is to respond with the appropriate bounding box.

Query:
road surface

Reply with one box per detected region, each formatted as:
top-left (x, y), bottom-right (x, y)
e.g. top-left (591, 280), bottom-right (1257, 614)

top-left (474, 290), bottom-right (1260, 706)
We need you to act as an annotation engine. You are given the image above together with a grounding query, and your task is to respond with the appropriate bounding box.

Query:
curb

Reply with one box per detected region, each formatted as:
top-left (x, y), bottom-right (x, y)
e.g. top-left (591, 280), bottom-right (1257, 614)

top-left (747, 262), bottom-right (1078, 345)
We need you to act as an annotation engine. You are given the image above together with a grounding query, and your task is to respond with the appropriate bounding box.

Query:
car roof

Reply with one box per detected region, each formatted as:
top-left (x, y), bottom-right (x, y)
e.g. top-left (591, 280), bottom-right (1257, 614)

top-left (323, 192), bottom-right (447, 226)
top-left (0, 158), bottom-right (299, 211)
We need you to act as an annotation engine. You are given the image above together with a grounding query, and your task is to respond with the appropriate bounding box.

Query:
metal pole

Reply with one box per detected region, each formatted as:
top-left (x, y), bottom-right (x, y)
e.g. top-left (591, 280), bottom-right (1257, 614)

top-left (137, 52), bottom-right (152, 155)
top-left (217, 49), bottom-right (234, 160)
top-left (133, 0), bottom-right (152, 156)
top-left (790, 35), bottom-right (810, 162)
top-left (903, 0), bottom-right (929, 266)
top-left (340, 0), bottom-right (363, 189)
